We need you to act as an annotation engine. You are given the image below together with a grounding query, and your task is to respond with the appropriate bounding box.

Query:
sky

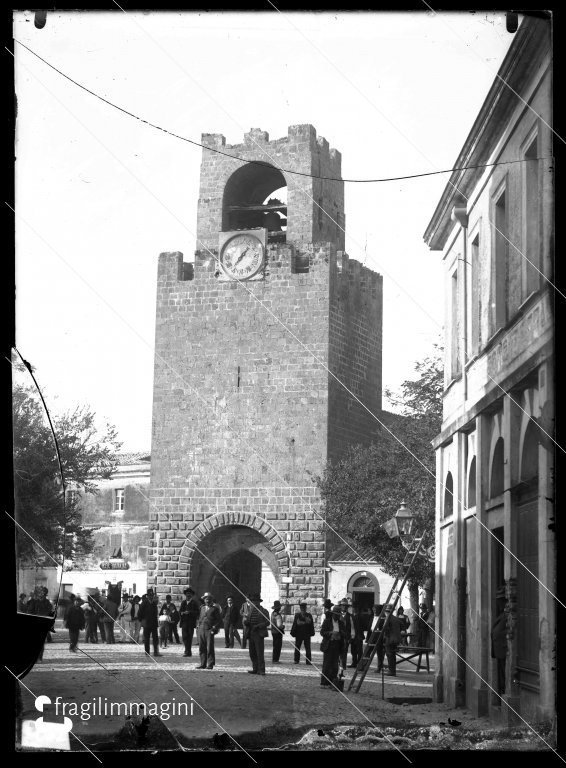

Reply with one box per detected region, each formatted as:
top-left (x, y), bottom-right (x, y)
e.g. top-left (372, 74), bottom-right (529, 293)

top-left (13, 10), bottom-right (517, 452)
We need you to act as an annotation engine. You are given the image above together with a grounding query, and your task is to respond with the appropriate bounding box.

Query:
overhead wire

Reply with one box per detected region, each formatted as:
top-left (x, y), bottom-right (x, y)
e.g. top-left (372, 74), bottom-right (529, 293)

top-left (12, 39), bottom-right (549, 185)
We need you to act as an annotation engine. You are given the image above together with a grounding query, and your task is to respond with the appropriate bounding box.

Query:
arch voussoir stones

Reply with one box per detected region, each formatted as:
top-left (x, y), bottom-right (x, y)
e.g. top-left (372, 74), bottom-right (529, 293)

top-left (179, 511), bottom-right (289, 570)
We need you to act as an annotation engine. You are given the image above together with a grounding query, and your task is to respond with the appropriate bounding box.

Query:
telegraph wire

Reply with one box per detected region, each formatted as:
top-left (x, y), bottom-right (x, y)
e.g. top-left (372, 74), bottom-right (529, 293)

top-left (12, 39), bottom-right (549, 185)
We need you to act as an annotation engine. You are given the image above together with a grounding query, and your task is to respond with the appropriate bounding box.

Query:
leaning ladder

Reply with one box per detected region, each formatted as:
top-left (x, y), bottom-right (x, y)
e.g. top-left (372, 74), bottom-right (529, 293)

top-left (348, 530), bottom-right (426, 693)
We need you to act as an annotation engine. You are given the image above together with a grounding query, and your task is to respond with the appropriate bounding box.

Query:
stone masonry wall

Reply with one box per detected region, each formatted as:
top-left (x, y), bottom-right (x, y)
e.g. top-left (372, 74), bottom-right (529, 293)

top-left (328, 251), bottom-right (383, 464)
top-left (149, 244), bottom-right (334, 616)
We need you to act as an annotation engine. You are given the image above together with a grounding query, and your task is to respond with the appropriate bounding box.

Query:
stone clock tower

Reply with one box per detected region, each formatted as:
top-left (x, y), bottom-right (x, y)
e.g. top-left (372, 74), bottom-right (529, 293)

top-left (148, 125), bottom-right (383, 619)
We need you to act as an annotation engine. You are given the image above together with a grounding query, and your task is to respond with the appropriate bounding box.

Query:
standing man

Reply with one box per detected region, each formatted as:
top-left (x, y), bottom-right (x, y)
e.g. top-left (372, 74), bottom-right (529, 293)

top-left (396, 606), bottom-right (410, 646)
top-left (240, 597), bottom-right (252, 649)
top-left (83, 600), bottom-right (96, 643)
top-left (245, 593), bottom-right (270, 675)
top-left (139, 593), bottom-right (161, 657)
top-left (179, 587), bottom-right (200, 657)
top-left (103, 591), bottom-right (118, 644)
top-left (290, 602), bottom-right (315, 664)
top-left (338, 598), bottom-right (352, 670)
top-left (17, 593), bottom-right (28, 613)
top-left (222, 596), bottom-right (241, 649)
top-left (369, 604), bottom-right (386, 672)
top-left (117, 592), bottom-right (131, 643)
top-left (196, 593), bottom-right (222, 670)
top-left (160, 594), bottom-right (180, 645)
top-left (270, 600), bottom-right (285, 663)
top-left (129, 595), bottom-right (141, 644)
top-left (348, 604), bottom-right (364, 668)
top-left (382, 604), bottom-right (402, 676)
top-left (64, 596), bottom-right (86, 652)
top-left (491, 586), bottom-right (507, 698)
top-left (320, 604), bottom-right (347, 689)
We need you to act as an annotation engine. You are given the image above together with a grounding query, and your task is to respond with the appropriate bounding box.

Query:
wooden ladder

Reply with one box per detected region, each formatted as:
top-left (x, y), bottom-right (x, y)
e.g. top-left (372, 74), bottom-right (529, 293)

top-left (347, 530), bottom-right (426, 693)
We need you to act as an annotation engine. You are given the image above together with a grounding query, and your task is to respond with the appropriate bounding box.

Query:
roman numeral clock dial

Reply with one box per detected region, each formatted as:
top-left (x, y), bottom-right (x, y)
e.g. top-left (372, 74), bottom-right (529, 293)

top-left (220, 234), bottom-right (265, 280)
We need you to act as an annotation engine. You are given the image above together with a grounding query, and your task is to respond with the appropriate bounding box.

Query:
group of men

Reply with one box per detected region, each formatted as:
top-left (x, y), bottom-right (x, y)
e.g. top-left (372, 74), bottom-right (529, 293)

top-left (22, 582), bottom-right (435, 684)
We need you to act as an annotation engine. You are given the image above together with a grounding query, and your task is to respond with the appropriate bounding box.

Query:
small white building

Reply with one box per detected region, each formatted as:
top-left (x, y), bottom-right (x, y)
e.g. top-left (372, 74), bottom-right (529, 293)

top-left (327, 545), bottom-right (411, 616)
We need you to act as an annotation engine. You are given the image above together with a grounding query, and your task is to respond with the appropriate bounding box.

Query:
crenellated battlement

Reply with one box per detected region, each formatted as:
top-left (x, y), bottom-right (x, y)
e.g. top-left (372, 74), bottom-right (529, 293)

top-left (196, 124), bottom-right (344, 253)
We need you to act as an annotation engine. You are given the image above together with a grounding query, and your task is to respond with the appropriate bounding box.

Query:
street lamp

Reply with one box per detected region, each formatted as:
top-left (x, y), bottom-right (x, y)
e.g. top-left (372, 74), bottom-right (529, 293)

top-left (395, 501), bottom-right (414, 537)
top-left (383, 500), bottom-right (414, 539)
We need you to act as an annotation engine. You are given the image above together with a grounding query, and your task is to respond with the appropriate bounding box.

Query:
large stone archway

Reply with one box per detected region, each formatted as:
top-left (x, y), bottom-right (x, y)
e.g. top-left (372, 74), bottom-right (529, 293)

top-left (177, 512), bottom-right (289, 606)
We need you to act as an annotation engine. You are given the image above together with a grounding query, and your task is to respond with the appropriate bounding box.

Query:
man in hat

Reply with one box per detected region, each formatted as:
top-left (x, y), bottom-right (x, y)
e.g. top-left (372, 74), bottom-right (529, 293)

top-left (382, 604), bottom-right (402, 676)
top-left (244, 593), bottom-right (270, 675)
top-left (320, 604), bottom-right (347, 690)
top-left (64, 595), bottom-right (86, 652)
top-left (160, 594), bottom-right (181, 645)
top-left (491, 586), bottom-right (507, 697)
top-left (348, 604), bottom-right (365, 668)
top-left (139, 592), bottom-right (161, 657)
top-left (117, 592), bottom-right (132, 643)
top-left (196, 593), bottom-right (222, 669)
top-left (129, 595), bottom-right (142, 644)
top-left (222, 596), bottom-right (241, 649)
top-left (102, 590), bottom-right (119, 644)
top-left (179, 587), bottom-right (200, 657)
top-left (290, 601), bottom-right (315, 664)
top-left (240, 597), bottom-right (252, 649)
top-left (270, 600), bottom-right (285, 663)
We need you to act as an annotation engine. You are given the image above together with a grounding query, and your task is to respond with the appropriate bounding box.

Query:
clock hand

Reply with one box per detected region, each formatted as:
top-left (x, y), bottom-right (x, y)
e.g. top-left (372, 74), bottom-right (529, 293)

top-left (234, 246), bottom-right (249, 266)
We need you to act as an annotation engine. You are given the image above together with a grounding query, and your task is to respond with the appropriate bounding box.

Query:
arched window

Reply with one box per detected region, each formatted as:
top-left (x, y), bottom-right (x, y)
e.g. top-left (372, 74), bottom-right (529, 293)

top-left (352, 576), bottom-right (374, 589)
top-left (444, 472), bottom-right (454, 517)
top-left (222, 164), bottom-right (287, 242)
top-left (467, 457), bottom-right (477, 508)
top-left (520, 421), bottom-right (539, 482)
top-left (490, 438), bottom-right (505, 498)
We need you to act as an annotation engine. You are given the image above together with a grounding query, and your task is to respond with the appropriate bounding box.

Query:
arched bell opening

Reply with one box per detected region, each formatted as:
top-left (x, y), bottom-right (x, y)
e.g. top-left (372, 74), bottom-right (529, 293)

top-left (222, 164), bottom-right (287, 243)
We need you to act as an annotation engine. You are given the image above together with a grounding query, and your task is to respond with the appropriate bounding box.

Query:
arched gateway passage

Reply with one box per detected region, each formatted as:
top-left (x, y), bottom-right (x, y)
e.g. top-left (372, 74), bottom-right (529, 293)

top-left (179, 513), bottom-right (289, 610)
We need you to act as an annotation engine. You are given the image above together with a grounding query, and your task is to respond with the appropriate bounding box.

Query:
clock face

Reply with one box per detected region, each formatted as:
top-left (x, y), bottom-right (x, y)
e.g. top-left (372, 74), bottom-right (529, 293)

top-left (220, 234), bottom-right (265, 280)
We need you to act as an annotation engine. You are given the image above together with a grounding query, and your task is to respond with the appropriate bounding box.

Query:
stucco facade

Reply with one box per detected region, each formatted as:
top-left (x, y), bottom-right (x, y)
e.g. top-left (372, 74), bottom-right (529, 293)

top-left (17, 453), bottom-right (151, 611)
top-left (424, 16), bottom-right (554, 724)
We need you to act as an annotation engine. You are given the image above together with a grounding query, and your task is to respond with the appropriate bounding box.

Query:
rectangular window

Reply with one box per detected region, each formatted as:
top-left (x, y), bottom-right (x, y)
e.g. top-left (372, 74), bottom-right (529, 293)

top-left (524, 136), bottom-right (540, 298)
top-left (137, 546), bottom-right (148, 564)
top-left (110, 534), bottom-right (122, 552)
top-left (491, 187), bottom-right (508, 334)
top-left (451, 267), bottom-right (461, 377)
top-left (114, 488), bottom-right (125, 512)
top-left (470, 234), bottom-right (480, 355)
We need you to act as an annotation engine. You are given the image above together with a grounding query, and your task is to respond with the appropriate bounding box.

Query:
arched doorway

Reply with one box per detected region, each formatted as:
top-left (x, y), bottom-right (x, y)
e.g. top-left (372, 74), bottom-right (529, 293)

top-left (347, 571), bottom-right (380, 611)
top-left (189, 524), bottom-right (282, 611)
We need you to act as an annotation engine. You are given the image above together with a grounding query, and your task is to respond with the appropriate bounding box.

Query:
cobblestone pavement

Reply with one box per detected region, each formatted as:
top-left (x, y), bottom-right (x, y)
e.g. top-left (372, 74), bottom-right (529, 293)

top-left (17, 638), bottom-right (551, 752)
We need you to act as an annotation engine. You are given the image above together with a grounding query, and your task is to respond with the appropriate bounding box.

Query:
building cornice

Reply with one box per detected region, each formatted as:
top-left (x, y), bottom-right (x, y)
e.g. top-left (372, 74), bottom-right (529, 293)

top-left (423, 16), bottom-right (550, 251)
top-left (432, 338), bottom-right (553, 449)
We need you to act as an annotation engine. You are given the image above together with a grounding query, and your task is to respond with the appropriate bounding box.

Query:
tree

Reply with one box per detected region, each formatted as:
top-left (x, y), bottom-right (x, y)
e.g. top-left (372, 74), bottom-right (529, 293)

top-left (13, 381), bottom-right (122, 564)
top-left (317, 345), bottom-right (443, 612)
